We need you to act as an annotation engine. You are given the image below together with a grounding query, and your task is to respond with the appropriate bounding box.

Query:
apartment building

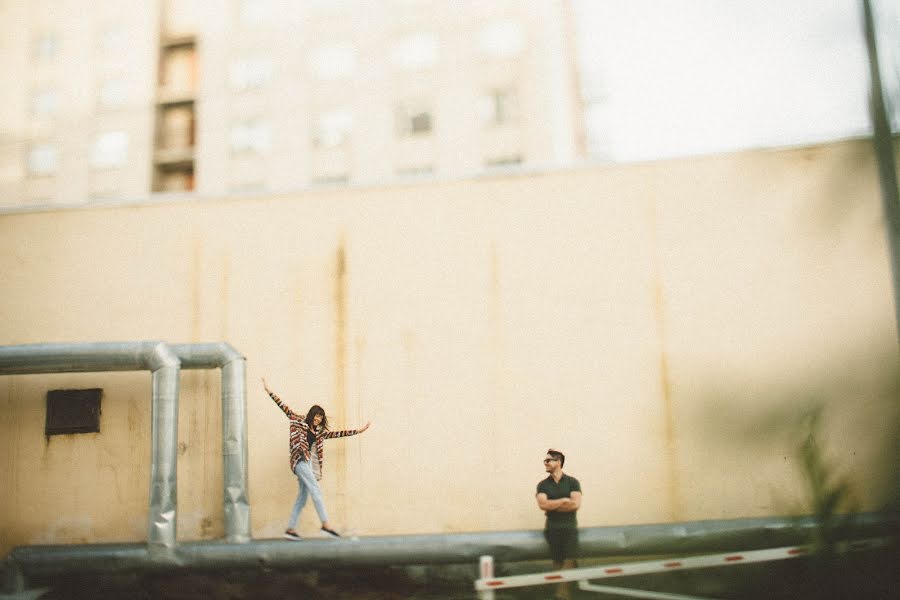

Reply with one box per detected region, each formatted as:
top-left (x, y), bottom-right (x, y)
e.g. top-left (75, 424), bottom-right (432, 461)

top-left (0, 0), bottom-right (583, 207)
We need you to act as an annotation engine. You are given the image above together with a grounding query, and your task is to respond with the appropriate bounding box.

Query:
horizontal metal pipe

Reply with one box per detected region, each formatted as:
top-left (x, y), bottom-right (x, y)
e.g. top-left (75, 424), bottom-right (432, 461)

top-left (169, 343), bottom-right (243, 369)
top-left (0, 341), bottom-right (180, 374)
top-left (7, 513), bottom-right (895, 579)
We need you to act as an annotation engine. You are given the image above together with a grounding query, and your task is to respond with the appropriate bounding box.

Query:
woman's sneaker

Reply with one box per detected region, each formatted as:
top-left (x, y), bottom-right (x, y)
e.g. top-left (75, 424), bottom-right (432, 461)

top-left (283, 530), bottom-right (302, 541)
top-left (320, 526), bottom-right (341, 538)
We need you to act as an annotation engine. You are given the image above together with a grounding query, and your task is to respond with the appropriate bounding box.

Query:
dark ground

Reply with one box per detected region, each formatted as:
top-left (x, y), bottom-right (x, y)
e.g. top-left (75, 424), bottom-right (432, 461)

top-left (15, 545), bottom-right (899, 599)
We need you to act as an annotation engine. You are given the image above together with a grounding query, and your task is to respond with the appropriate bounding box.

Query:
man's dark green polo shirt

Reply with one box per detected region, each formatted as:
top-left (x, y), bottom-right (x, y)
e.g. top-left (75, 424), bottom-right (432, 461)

top-left (536, 473), bottom-right (581, 529)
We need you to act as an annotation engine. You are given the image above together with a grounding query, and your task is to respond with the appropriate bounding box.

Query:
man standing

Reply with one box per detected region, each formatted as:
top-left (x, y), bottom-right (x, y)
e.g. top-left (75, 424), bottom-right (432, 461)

top-left (536, 448), bottom-right (582, 600)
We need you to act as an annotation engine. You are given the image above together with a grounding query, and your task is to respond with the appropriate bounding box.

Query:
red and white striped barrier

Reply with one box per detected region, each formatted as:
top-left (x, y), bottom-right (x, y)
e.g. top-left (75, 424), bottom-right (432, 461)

top-left (475, 537), bottom-right (889, 598)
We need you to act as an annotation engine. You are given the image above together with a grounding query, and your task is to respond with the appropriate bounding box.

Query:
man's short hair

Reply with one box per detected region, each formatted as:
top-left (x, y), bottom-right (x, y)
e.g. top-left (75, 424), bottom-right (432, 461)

top-left (547, 448), bottom-right (565, 467)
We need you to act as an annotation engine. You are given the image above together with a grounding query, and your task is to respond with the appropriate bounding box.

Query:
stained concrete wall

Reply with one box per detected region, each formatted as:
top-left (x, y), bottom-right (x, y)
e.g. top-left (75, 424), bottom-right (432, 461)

top-left (1, 138), bottom-right (898, 556)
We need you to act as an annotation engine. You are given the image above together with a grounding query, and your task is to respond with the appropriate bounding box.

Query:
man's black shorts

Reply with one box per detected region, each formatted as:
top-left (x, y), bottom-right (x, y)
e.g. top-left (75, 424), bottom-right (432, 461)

top-left (543, 527), bottom-right (579, 563)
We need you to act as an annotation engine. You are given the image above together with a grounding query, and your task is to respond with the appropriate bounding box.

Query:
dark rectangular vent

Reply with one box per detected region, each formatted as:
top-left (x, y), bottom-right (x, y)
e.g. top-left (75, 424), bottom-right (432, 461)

top-left (45, 388), bottom-right (102, 435)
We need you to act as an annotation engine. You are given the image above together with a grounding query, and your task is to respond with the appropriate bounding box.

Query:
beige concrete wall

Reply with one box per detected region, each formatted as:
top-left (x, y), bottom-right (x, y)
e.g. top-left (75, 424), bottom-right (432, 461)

top-left (1, 138), bottom-right (899, 556)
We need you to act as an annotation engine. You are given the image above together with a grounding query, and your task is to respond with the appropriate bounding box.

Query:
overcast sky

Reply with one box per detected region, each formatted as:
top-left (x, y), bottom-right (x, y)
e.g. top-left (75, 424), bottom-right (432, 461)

top-left (573, 0), bottom-right (900, 162)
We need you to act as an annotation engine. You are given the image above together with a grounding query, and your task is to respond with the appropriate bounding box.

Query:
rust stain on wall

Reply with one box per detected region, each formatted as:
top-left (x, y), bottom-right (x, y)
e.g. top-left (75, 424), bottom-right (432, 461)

top-left (649, 196), bottom-right (682, 522)
top-left (200, 516), bottom-right (213, 537)
top-left (333, 240), bottom-right (348, 419)
top-left (332, 239), bottom-right (349, 517)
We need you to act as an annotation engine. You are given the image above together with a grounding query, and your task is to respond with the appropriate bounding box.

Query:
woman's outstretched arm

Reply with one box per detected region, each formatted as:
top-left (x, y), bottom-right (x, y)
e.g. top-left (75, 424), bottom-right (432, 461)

top-left (323, 421), bottom-right (371, 439)
top-left (261, 377), bottom-right (298, 418)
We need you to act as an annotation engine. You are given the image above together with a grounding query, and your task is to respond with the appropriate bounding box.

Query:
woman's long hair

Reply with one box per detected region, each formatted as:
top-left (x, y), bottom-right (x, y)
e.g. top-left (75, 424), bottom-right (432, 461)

top-left (305, 404), bottom-right (329, 430)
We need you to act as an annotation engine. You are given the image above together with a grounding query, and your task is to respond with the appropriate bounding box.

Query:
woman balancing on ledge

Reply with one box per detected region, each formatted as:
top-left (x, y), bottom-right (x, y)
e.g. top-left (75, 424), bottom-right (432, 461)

top-left (262, 377), bottom-right (371, 540)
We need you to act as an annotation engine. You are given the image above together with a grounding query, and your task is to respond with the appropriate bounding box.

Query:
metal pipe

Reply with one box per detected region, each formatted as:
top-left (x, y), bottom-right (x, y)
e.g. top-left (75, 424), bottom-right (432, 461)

top-left (6, 513), bottom-right (895, 579)
top-left (0, 342), bottom-right (252, 547)
top-left (0, 341), bottom-right (178, 375)
top-left (169, 343), bottom-right (250, 543)
top-left (148, 351), bottom-right (180, 550)
top-left (0, 342), bottom-right (181, 550)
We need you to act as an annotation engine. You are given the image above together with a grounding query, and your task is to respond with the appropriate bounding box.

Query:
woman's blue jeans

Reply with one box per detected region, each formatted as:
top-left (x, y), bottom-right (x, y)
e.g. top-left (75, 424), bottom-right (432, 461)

top-left (288, 459), bottom-right (329, 529)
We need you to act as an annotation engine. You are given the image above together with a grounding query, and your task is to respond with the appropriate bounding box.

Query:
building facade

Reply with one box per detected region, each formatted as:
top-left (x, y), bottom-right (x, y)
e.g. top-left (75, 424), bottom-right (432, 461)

top-left (0, 0), bottom-right (582, 207)
top-left (1, 138), bottom-right (898, 555)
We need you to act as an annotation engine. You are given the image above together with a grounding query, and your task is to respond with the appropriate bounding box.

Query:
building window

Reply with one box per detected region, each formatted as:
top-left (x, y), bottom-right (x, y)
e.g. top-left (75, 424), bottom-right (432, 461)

top-left (159, 105), bottom-right (195, 150)
top-left (479, 88), bottom-right (519, 126)
top-left (396, 102), bottom-right (433, 137)
top-left (27, 144), bottom-right (59, 176)
top-left (45, 389), bottom-right (102, 436)
top-left (391, 33), bottom-right (438, 71)
top-left (156, 164), bottom-right (194, 192)
top-left (309, 43), bottom-right (357, 80)
top-left (312, 110), bottom-right (354, 148)
top-left (160, 44), bottom-right (198, 95)
top-left (479, 21), bottom-right (524, 59)
top-left (230, 120), bottom-right (270, 154)
top-left (91, 131), bottom-right (129, 168)
top-left (34, 33), bottom-right (58, 62)
top-left (229, 57), bottom-right (273, 91)
top-left (31, 89), bottom-right (58, 119)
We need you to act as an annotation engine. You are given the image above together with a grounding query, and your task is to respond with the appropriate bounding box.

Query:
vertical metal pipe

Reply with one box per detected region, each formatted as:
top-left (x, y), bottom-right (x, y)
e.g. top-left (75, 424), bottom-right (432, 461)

top-left (221, 357), bottom-right (250, 543)
top-left (170, 343), bottom-right (251, 543)
top-left (148, 352), bottom-right (180, 549)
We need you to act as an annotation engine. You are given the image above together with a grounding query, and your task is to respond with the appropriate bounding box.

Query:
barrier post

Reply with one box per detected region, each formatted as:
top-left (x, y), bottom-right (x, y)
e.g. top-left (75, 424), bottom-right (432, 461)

top-left (477, 555), bottom-right (495, 600)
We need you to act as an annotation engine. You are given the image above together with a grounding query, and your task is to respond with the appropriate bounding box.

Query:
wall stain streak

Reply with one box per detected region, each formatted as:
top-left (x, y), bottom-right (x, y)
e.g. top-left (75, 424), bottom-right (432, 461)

top-left (333, 239), bottom-right (349, 518)
top-left (334, 240), bottom-right (348, 417)
top-left (649, 196), bottom-right (682, 522)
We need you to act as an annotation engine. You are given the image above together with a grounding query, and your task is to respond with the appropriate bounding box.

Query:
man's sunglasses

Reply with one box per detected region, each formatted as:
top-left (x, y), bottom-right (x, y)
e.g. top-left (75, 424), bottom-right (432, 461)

top-left (543, 458), bottom-right (559, 464)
